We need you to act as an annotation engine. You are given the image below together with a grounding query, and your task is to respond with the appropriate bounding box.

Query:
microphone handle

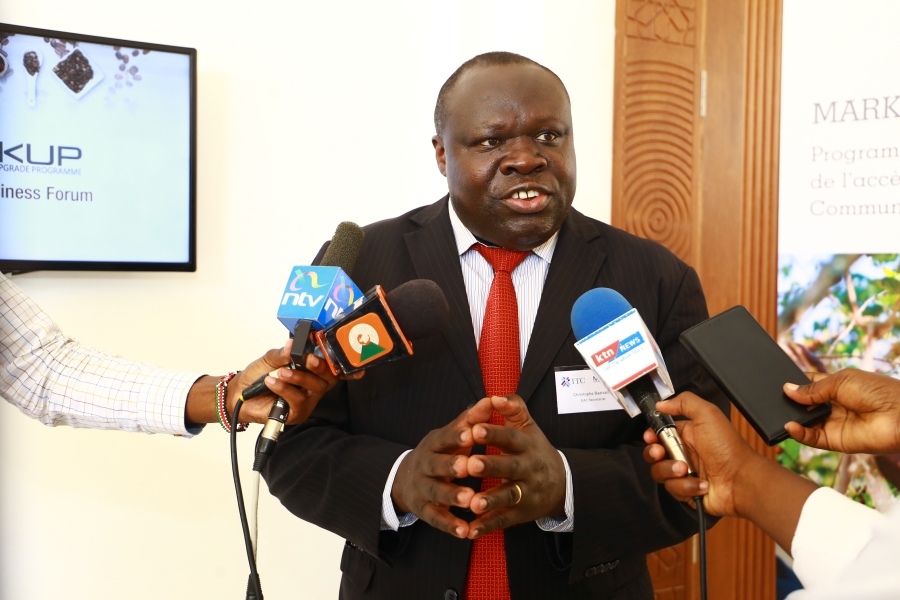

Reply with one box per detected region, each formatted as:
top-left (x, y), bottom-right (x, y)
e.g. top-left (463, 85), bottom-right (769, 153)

top-left (253, 398), bottom-right (289, 472)
top-left (241, 319), bottom-right (319, 401)
top-left (629, 377), bottom-right (698, 477)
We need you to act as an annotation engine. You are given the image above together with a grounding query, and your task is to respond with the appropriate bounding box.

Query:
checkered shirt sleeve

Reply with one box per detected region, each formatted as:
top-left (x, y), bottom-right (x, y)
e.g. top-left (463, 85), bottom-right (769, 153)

top-left (1, 273), bottom-right (203, 436)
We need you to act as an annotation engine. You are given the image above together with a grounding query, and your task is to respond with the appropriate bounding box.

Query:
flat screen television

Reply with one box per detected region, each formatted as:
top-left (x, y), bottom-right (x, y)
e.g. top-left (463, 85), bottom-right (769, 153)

top-left (0, 23), bottom-right (196, 272)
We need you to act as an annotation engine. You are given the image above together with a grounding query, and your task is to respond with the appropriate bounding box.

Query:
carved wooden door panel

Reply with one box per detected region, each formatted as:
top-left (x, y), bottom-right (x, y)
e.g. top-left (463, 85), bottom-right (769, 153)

top-left (612, 0), bottom-right (783, 598)
top-left (613, 0), bottom-right (700, 267)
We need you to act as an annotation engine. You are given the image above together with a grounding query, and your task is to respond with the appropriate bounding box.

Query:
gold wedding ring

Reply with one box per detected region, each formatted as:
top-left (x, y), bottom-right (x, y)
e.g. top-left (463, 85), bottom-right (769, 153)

top-left (513, 483), bottom-right (523, 505)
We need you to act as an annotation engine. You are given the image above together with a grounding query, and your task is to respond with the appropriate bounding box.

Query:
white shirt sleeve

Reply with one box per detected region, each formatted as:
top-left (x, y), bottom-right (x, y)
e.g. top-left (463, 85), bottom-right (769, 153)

top-left (790, 486), bottom-right (887, 589)
top-left (381, 449), bottom-right (418, 531)
top-left (1, 273), bottom-right (203, 436)
top-left (786, 487), bottom-right (900, 599)
top-left (536, 449), bottom-right (575, 532)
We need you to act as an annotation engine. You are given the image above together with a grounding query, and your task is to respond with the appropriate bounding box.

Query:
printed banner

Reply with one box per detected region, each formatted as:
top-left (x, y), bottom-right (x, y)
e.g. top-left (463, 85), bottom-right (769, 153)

top-left (777, 1), bottom-right (899, 514)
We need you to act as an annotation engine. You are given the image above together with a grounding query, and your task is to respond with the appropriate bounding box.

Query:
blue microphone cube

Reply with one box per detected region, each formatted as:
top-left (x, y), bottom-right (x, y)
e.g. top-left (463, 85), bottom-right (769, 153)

top-left (277, 266), bottom-right (364, 333)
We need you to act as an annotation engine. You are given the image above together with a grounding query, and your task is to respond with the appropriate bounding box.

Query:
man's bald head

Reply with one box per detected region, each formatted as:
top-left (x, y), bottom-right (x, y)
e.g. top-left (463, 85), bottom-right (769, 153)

top-left (430, 54), bottom-right (576, 251)
top-left (433, 52), bottom-right (568, 135)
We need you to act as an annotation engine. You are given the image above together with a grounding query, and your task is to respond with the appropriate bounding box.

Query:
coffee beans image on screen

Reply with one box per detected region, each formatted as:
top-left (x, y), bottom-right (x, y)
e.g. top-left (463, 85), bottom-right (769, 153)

top-left (110, 46), bottom-right (146, 93)
top-left (53, 49), bottom-right (93, 93)
top-left (24, 52), bottom-right (39, 76)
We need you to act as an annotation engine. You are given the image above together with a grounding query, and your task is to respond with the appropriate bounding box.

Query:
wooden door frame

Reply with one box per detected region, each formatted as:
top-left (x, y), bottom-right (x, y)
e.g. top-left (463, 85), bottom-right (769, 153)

top-left (612, 0), bottom-right (783, 597)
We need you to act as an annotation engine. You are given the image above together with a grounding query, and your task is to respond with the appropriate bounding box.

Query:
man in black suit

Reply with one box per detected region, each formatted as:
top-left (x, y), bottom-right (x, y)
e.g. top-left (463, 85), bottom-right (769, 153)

top-left (264, 52), bottom-right (728, 599)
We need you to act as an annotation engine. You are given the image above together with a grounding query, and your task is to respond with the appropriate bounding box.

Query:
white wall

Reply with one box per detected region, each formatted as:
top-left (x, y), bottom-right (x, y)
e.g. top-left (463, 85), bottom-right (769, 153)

top-left (0, 1), bottom-right (615, 598)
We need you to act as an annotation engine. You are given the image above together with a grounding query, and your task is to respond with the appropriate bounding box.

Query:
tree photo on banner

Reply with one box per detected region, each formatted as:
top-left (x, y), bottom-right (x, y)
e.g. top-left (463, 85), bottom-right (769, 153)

top-left (777, 253), bottom-right (900, 507)
top-left (777, 0), bottom-right (900, 546)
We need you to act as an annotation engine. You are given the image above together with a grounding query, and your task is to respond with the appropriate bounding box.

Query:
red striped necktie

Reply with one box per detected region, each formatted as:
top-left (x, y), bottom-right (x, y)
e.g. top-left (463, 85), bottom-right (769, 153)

top-left (465, 244), bottom-right (530, 600)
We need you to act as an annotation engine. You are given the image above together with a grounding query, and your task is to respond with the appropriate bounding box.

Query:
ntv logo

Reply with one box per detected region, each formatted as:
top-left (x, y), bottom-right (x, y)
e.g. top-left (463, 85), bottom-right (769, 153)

top-left (280, 270), bottom-right (355, 320)
top-left (281, 270), bottom-right (327, 308)
top-left (0, 143), bottom-right (82, 165)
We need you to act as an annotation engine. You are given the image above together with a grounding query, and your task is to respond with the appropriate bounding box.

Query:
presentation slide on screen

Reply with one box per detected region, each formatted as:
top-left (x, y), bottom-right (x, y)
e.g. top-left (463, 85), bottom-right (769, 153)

top-left (0, 30), bottom-right (191, 263)
top-left (777, 1), bottom-right (900, 517)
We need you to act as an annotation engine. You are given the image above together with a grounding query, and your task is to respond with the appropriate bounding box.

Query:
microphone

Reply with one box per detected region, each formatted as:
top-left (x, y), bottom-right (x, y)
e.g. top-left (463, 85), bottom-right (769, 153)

top-left (314, 279), bottom-right (449, 376)
top-left (276, 222), bottom-right (367, 360)
top-left (233, 223), bottom-right (367, 600)
top-left (571, 288), bottom-right (696, 475)
top-left (242, 222), bottom-right (366, 401)
top-left (245, 222), bottom-right (365, 472)
top-left (249, 278), bottom-right (447, 472)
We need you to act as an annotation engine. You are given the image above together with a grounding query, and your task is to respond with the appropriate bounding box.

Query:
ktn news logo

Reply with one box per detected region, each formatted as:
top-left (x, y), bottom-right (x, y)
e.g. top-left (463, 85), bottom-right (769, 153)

top-left (590, 331), bottom-right (645, 367)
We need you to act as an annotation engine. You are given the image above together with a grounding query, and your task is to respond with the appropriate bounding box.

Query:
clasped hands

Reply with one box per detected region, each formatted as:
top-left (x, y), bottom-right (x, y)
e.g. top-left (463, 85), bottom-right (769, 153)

top-left (391, 394), bottom-right (567, 540)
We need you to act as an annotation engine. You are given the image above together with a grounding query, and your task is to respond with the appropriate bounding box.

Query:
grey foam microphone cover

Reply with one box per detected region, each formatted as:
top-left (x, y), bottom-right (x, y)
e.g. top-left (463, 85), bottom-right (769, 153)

top-left (320, 221), bottom-right (365, 276)
top-left (385, 279), bottom-right (449, 341)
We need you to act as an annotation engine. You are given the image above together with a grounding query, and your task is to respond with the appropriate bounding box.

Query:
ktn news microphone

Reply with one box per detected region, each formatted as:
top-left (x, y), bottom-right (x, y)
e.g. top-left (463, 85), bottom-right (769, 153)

top-left (570, 288), bottom-right (696, 475)
top-left (571, 288), bottom-right (709, 600)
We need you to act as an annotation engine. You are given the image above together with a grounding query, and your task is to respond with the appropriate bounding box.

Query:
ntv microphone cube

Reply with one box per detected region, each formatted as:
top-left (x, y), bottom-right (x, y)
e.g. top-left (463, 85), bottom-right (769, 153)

top-left (277, 266), bottom-right (363, 333)
top-left (574, 308), bottom-right (674, 417)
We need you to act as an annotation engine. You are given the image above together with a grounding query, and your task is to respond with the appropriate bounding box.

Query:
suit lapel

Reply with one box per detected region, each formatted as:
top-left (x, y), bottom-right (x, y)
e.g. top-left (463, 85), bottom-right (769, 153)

top-left (517, 211), bottom-right (606, 402)
top-left (404, 198), bottom-right (485, 400)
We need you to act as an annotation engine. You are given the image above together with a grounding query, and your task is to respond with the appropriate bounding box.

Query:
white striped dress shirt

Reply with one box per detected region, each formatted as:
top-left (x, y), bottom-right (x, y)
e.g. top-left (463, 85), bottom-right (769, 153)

top-left (0, 272), bottom-right (203, 435)
top-left (381, 202), bottom-right (575, 533)
top-left (449, 204), bottom-right (559, 367)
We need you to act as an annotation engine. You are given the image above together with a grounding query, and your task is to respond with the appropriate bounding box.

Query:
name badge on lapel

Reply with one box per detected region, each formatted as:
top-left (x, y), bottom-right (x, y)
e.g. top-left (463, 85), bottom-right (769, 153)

top-left (554, 366), bottom-right (622, 415)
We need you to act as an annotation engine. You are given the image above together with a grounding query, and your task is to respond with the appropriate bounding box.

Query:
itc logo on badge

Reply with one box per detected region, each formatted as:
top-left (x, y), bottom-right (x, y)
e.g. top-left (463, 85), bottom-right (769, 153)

top-left (559, 375), bottom-right (587, 387)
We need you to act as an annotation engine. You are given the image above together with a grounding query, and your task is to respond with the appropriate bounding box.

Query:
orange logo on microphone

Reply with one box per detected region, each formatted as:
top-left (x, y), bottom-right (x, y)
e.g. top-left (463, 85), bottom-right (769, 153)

top-left (336, 313), bottom-right (394, 367)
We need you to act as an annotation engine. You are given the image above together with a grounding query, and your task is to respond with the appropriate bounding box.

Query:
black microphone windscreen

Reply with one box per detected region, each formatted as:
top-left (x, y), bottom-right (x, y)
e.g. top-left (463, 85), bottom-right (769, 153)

top-left (385, 279), bottom-right (449, 341)
top-left (320, 222), bottom-right (365, 276)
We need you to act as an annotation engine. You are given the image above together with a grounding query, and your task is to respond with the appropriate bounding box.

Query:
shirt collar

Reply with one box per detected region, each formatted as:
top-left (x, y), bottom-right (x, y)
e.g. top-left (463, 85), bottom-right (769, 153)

top-left (447, 198), bottom-right (559, 264)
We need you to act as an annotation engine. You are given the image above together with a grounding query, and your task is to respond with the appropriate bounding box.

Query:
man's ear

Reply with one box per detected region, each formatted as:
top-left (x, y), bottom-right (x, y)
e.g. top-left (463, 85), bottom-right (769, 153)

top-left (432, 135), bottom-right (447, 177)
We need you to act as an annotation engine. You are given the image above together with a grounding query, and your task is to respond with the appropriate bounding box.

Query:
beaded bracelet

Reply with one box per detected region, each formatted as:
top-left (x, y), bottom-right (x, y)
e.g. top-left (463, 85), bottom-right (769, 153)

top-left (216, 371), bottom-right (247, 433)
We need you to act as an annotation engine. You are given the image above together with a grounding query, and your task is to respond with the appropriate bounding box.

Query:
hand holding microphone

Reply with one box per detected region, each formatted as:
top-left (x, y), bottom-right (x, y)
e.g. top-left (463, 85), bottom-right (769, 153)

top-left (251, 278), bottom-right (449, 471)
top-left (242, 221), bottom-right (367, 472)
top-left (571, 287), bottom-right (720, 600)
top-left (232, 339), bottom-right (346, 425)
top-left (642, 392), bottom-right (756, 516)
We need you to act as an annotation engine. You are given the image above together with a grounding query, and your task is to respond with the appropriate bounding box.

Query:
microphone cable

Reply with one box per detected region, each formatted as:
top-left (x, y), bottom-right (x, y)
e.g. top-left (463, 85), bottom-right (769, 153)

top-left (696, 495), bottom-right (707, 600)
top-left (231, 396), bottom-right (264, 600)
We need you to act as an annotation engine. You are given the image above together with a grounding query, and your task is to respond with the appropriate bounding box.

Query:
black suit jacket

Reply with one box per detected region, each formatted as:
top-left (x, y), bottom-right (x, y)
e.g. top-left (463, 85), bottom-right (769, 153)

top-left (264, 197), bottom-right (728, 600)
